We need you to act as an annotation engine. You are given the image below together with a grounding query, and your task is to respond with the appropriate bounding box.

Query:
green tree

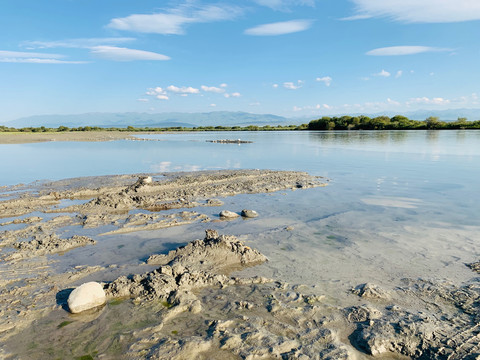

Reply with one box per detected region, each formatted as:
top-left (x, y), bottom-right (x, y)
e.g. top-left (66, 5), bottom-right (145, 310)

top-left (425, 116), bottom-right (442, 129)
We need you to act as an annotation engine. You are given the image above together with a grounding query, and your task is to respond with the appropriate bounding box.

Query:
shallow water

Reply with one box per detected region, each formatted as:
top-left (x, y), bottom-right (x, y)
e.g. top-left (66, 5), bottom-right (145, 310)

top-left (2, 131), bottom-right (479, 283)
top-left (2, 130), bottom-right (480, 358)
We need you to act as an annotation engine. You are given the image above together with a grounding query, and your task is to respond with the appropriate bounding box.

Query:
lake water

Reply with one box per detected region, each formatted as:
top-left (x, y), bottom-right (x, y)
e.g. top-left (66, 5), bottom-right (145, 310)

top-left (2, 130), bottom-right (480, 359)
top-left (1, 130), bottom-right (480, 293)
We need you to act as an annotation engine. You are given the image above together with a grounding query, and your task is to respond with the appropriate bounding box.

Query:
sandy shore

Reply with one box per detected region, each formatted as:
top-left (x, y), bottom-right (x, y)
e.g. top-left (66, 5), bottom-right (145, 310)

top-left (1, 170), bottom-right (480, 359)
top-left (0, 131), bottom-right (141, 144)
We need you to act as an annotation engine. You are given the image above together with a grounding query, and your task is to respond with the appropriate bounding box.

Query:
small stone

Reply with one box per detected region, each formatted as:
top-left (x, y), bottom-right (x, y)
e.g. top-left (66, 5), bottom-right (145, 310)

top-left (219, 210), bottom-right (239, 219)
top-left (140, 176), bottom-right (153, 185)
top-left (67, 282), bottom-right (106, 314)
top-left (241, 209), bottom-right (258, 218)
top-left (285, 226), bottom-right (294, 231)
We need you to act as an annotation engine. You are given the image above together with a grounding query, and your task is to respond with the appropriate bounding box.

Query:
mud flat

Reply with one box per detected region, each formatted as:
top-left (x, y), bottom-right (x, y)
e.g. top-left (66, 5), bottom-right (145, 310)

top-left (0, 131), bottom-right (139, 144)
top-left (1, 170), bottom-right (480, 359)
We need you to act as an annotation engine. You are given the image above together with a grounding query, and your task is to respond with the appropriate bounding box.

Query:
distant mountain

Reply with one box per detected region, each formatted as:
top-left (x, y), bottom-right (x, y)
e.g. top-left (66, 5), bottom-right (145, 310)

top-left (4, 111), bottom-right (292, 128)
top-left (4, 108), bottom-right (479, 128)
top-left (399, 108), bottom-right (480, 121)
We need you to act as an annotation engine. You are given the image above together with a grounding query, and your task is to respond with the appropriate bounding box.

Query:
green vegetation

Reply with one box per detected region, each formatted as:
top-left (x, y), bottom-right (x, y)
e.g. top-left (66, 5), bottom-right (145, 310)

top-left (308, 115), bottom-right (480, 130)
top-left (75, 355), bottom-right (94, 360)
top-left (1, 115), bottom-right (479, 133)
top-left (57, 320), bottom-right (74, 328)
top-left (0, 124), bottom-right (307, 133)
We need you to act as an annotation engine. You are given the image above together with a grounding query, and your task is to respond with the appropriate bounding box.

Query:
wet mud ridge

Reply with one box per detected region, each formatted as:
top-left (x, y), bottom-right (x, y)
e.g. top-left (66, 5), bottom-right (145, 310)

top-left (3, 170), bottom-right (480, 359)
top-left (0, 169), bottom-right (325, 218)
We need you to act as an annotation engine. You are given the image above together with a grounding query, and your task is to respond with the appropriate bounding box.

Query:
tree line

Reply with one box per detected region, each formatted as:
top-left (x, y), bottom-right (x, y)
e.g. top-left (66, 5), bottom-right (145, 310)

top-left (1, 115), bottom-right (479, 133)
top-left (308, 116), bottom-right (480, 130)
top-left (0, 124), bottom-right (308, 133)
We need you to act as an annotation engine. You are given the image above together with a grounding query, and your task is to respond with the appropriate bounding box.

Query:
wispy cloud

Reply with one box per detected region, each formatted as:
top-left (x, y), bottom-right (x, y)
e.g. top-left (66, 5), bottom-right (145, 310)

top-left (22, 38), bottom-right (135, 49)
top-left (90, 46), bottom-right (170, 61)
top-left (0, 50), bottom-right (87, 64)
top-left (108, 4), bottom-right (243, 35)
top-left (367, 46), bottom-right (452, 56)
top-left (395, 70), bottom-right (403, 78)
top-left (347, 0), bottom-right (480, 23)
top-left (293, 103), bottom-right (331, 112)
top-left (283, 80), bottom-right (304, 89)
top-left (224, 92), bottom-right (241, 98)
top-left (244, 19), bottom-right (314, 36)
top-left (374, 69), bottom-right (391, 77)
top-left (407, 97), bottom-right (451, 105)
top-left (201, 85), bottom-right (225, 93)
top-left (146, 83), bottom-right (240, 100)
top-left (254, 0), bottom-right (315, 11)
top-left (316, 76), bottom-right (332, 86)
top-left (166, 85), bottom-right (200, 94)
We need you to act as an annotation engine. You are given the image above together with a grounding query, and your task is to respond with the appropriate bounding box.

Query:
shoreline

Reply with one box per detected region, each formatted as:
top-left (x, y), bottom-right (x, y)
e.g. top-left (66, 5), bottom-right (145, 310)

top-left (0, 131), bottom-right (141, 144)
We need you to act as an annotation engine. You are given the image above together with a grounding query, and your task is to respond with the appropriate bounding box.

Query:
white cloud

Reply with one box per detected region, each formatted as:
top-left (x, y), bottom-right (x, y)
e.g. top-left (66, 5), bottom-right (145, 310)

top-left (254, 0), bottom-right (315, 11)
top-left (395, 70), bottom-right (403, 78)
top-left (22, 38), bottom-right (135, 49)
top-left (201, 85), bottom-right (225, 93)
top-left (90, 46), bottom-right (170, 61)
top-left (108, 4), bottom-right (243, 35)
top-left (0, 50), bottom-right (64, 59)
top-left (367, 46), bottom-right (451, 56)
top-left (137, 98), bottom-right (149, 102)
top-left (283, 80), bottom-right (304, 90)
top-left (245, 19), bottom-right (314, 36)
top-left (273, 84), bottom-right (279, 88)
top-left (210, 103), bottom-right (217, 107)
top-left (224, 92), bottom-right (241, 98)
top-left (387, 98), bottom-right (400, 106)
top-left (0, 50), bottom-right (87, 64)
top-left (220, 83), bottom-right (228, 88)
top-left (348, 0), bottom-right (480, 23)
top-left (407, 97), bottom-right (450, 105)
top-left (374, 69), bottom-right (391, 77)
top-left (316, 76), bottom-right (332, 86)
top-left (166, 85), bottom-right (200, 94)
top-left (0, 58), bottom-right (87, 64)
top-left (340, 14), bottom-right (373, 21)
top-left (147, 83), bottom-right (241, 101)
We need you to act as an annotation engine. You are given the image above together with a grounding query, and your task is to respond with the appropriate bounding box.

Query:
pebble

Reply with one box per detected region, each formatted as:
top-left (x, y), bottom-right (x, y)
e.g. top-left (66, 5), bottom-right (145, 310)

top-left (241, 209), bottom-right (258, 218)
top-left (219, 210), bottom-right (239, 219)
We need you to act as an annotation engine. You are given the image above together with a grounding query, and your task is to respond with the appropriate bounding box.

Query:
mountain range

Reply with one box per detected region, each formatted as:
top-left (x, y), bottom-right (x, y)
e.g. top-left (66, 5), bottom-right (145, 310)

top-left (3, 108), bottom-right (480, 128)
top-left (3, 111), bottom-right (291, 128)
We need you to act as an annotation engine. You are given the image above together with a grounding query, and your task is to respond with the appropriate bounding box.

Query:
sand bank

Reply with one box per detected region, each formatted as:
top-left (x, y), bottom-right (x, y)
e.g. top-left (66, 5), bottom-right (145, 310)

top-left (0, 131), bottom-right (139, 144)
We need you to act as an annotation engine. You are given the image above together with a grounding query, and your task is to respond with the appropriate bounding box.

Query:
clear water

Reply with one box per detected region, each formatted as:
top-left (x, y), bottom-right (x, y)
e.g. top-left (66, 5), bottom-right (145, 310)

top-left (1, 130), bottom-right (479, 290)
top-left (2, 130), bottom-right (480, 359)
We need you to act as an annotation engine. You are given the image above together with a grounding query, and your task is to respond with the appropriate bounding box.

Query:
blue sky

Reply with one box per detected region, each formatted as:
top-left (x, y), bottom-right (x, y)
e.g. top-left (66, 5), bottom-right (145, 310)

top-left (1, 0), bottom-right (479, 122)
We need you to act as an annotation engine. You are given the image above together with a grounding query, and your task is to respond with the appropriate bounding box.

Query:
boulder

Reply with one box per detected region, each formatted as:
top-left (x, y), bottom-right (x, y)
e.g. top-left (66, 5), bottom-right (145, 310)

top-left (67, 282), bottom-right (106, 314)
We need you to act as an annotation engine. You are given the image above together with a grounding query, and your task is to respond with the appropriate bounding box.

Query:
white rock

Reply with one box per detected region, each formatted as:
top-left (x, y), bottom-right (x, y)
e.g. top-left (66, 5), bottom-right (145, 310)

top-left (241, 209), bottom-right (258, 218)
top-left (219, 210), bottom-right (239, 219)
top-left (138, 176), bottom-right (153, 185)
top-left (67, 282), bottom-right (106, 314)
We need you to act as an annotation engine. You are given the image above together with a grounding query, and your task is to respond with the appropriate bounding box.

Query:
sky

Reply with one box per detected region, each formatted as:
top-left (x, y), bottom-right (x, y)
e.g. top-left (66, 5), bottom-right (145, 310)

top-left (0, 0), bottom-right (479, 123)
